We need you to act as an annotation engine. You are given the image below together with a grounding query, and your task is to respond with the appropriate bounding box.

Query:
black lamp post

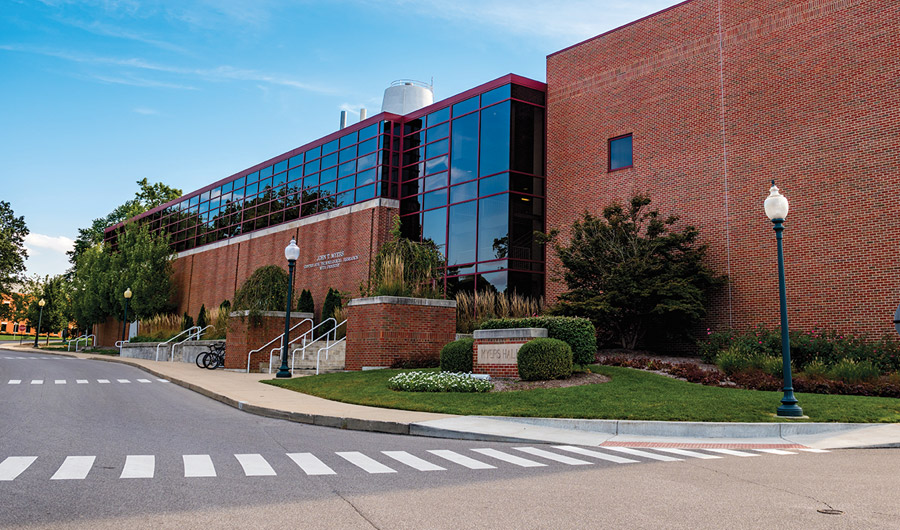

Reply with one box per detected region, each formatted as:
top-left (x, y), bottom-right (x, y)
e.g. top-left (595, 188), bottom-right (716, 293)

top-left (122, 288), bottom-right (132, 345)
top-left (33, 299), bottom-right (45, 348)
top-left (277, 239), bottom-right (301, 378)
top-left (764, 181), bottom-right (803, 418)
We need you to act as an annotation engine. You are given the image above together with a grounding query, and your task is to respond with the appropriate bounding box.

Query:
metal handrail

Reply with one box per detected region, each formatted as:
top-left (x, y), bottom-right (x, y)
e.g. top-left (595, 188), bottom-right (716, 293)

top-left (268, 318), bottom-right (336, 374)
top-left (155, 326), bottom-right (200, 361)
top-left (169, 325), bottom-right (213, 362)
top-left (69, 334), bottom-right (95, 352)
top-left (116, 339), bottom-right (128, 352)
top-left (315, 320), bottom-right (347, 374)
top-left (245, 318), bottom-right (313, 372)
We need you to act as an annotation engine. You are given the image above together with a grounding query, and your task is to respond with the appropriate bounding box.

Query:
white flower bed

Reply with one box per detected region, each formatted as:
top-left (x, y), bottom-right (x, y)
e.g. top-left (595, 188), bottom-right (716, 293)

top-left (388, 371), bottom-right (494, 393)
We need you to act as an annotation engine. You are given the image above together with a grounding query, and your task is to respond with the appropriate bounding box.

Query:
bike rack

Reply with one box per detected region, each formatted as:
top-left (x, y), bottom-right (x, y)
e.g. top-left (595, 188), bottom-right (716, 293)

top-left (170, 325), bottom-right (213, 362)
top-left (245, 318), bottom-right (313, 372)
top-left (155, 326), bottom-right (200, 361)
top-left (268, 318), bottom-right (336, 374)
top-left (68, 334), bottom-right (95, 352)
top-left (315, 320), bottom-right (347, 375)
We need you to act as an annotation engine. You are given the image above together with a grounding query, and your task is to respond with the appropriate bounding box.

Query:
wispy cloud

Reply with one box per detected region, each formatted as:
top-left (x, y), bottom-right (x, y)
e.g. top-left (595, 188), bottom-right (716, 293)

top-left (91, 74), bottom-right (197, 90)
top-left (24, 233), bottom-right (74, 255)
top-left (133, 107), bottom-right (159, 115)
top-left (57, 17), bottom-right (190, 54)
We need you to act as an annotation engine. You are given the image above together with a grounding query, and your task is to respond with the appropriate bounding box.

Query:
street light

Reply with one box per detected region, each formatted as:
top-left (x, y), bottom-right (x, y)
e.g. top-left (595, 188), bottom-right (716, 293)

top-left (122, 288), bottom-right (132, 345)
top-left (277, 239), bottom-right (301, 378)
top-left (764, 181), bottom-right (803, 418)
top-left (34, 299), bottom-right (45, 348)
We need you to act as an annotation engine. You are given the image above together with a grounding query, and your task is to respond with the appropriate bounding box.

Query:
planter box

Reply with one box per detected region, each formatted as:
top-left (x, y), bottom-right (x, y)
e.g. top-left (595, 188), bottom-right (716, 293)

top-left (345, 296), bottom-right (456, 370)
top-left (120, 340), bottom-right (225, 363)
top-left (472, 327), bottom-right (547, 378)
top-left (226, 310), bottom-right (314, 372)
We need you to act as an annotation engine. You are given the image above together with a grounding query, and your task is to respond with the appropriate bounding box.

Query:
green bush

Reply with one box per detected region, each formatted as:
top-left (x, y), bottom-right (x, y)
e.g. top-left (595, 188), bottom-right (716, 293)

top-left (714, 345), bottom-right (750, 376)
top-left (196, 304), bottom-right (208, 330)
top-left (715, 345), bottom-right (783, 377)
top-left (320, 288), bottom-right (343, 331)
top-left (181, 312), bottom-right (194, 331)
top-left (481, 316), bottom-right (596, 365)
top-left (827, 359), bottom-right (880, 384)
top-left (517, 338), bottom-right (573, 381)
top-left (802, 359), bottom-right (829, 379)
top-left (233, 265), bottom-right (290, 312)
top-left (297, 289), bottom-right (315, 314)
top-left (440, 338), bottom-right (474, 373)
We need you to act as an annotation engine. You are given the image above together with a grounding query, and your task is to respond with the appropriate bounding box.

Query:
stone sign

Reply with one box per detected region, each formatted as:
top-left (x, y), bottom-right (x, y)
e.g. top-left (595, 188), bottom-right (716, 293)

top-left (303, 250), bottom-right (360, 271)
top-left (476, 343), bottom-right (521, 365)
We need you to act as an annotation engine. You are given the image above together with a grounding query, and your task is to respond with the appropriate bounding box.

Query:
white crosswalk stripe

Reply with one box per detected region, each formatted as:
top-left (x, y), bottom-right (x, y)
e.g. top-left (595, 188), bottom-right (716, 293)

top-left (137, 379), bottom-right (151, 383)
top-left (117, 379), bottom-right (131, 384)
top-left (235, 454), bottom-right (277, 476)
top-left (755, 449), bottom-right (797, 455)
top-left (705, 448), bottom-right (759, 457)
top-left (382, 451), bottom-right (445, 471)
top-left (287, 453), bottom-right (336, 475)
top-left (51, 456), bottom-right (95, 480)
top-left (553, 446), bottom-right (639, 464)
top-left (337, 452), bottom-right (396, 473)
top-left (513, 447), bottom-right (592, 465)
top-left (8, 380), bottom-right (21, 385)
top-left (183, 455), bottom-right (216, 477)
top-left (799, 448), bottom-right (830, 453)
top-left (427, 450), bottom-right (496, 469)
top-left (602, 447), bottom-right (683, 462)
top-left (98, 379), bottom-right (110, 384)
top-left (157, 379), bottom-right (169, 383)
top-left (120, 455), bottom-right (155, 478)
top-left (31, 380), bottom-right (42, 385)
top-left (55, 380), bottom-right (66, 385)
top-left (4, 378), bottom-right (164, 385)
top-left (652, 448), bottom-right (723, 460)
top-left (471, 448), bottom-right (546, 467)
top-left (0, 457), bottom-right (37, 481)
top-left (76, 380), bottom-right (88, 384)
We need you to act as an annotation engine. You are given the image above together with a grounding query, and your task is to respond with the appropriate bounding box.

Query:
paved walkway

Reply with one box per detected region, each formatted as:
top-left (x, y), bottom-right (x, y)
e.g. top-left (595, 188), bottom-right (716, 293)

top-left (6, 344), bottom-right (900, 450)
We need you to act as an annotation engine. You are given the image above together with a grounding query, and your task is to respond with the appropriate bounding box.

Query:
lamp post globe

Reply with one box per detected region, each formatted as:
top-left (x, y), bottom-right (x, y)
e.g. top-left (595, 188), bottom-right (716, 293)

top-left (765, 181), bottom-right (803, 417)
top-left (277, 239), bottom-right (301, 378)
top-left (34, 298), bottom-right (45, 348)
top-left (122, 288), bottom-right (132, 345)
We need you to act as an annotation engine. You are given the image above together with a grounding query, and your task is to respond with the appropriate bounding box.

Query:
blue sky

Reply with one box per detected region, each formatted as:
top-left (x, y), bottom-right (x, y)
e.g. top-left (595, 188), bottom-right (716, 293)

top-left (1, 0), bottom-right (680, 279)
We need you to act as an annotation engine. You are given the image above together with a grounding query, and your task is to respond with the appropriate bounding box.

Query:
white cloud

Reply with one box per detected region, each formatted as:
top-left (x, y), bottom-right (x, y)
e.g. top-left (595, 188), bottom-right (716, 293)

top-left (23, 234), bottom-right (74, 277)
top-left (25, 233), bottom-right (74, 255)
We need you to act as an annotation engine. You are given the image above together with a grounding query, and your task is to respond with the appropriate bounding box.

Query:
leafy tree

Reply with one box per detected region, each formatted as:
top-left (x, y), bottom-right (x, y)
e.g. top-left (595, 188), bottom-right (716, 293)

top-left (233, 265), bottom-right (290, 312)
top-left (197, 304), bottom-right (208, 329)
top-left (547, 194), bottom-right (723, 349)
top-left (0, 201), bottom-right (28, 305)
top-left (70, 244), bottom-right (114, 329)
top-left (17, 274), bottom-right (72, 340)
top-left (297, 289), bottom-right (315, 314)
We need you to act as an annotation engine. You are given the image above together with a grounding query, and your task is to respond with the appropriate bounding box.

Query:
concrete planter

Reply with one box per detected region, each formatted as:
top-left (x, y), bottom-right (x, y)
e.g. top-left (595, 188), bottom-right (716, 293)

top-left (345, 296), bottom-right (457, 370)
top-left (119, 339), bottom-right (225, 363)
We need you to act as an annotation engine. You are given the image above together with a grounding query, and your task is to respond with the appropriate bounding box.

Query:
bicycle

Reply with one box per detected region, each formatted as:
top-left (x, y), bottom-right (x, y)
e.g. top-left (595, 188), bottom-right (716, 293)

top-left (196, 342), bottom-right (226, 369)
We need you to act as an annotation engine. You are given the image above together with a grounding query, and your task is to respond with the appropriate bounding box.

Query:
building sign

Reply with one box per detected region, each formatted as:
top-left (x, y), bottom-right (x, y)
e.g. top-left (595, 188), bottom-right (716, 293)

top-left (476, 343), bottom-right (521, 365)
top-left (303, 250), bottom-right (360, 271)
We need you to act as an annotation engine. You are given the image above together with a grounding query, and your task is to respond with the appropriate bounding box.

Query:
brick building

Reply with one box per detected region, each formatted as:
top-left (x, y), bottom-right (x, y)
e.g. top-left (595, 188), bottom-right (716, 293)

top-left (100, 0), bottom-right (898, 348)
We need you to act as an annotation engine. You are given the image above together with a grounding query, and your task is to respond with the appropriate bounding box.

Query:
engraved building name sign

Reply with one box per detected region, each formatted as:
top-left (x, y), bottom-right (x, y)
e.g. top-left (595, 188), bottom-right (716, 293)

top-left (477, 343), bottom-right (521, 365)
top-left (303, 250), bottom-right (360, 271)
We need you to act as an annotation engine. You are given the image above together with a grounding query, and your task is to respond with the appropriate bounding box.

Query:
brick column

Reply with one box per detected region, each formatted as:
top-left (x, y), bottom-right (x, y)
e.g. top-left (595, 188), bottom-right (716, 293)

top-left (225, 311), bottom-right (313, 372)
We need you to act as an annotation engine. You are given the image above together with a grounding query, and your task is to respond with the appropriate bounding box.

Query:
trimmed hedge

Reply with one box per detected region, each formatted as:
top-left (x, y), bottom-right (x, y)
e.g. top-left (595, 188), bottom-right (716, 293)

top-left (517, 338), bottom-right (573, 381)
top-left (440, 338), bottom-right (474, 373)
top-left (481, 316), bottom-right (596, 365)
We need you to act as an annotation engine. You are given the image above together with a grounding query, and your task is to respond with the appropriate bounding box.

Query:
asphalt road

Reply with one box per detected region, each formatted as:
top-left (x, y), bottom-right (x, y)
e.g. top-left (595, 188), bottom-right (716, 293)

top-left (2, 349), bottom-right (899, 529)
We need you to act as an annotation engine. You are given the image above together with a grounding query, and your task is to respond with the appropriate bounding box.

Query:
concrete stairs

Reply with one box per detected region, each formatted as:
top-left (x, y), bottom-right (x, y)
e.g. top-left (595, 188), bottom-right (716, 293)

top-left (262, 339), bottom-right (345, 373)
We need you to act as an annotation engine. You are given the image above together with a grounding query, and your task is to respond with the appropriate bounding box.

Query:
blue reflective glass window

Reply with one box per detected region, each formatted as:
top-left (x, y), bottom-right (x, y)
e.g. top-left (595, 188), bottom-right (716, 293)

top-left (479, 173), bottom-right (509, 196)
top-left (425, 155), bottom-right (448, 175)
top-left (221, 181), bottom-right (233, 193)
top-left (288, 167), bottom-right (303, 181)
top-left (478, 193), bottom-right (509, 261)
top-left (481, 84), bottom-right (510, 107)
top-left (357, 168), bottom-right (377, 186)
top-left (479, 270), bottom-right (508, 290)
top-left (426, 107), bottom-right (450, 126)
top-left (259, 165), bottom-right (274, 177)
top-left (340, 131), bottom-right (358, 149)
top-left (303, 174), bottom-right (319, 189)
top-left (609, 134), bottom-right (633, 170)
top-left (339, 160), bottom-right (356, 178)
top-left (200, 191), bottom-right (210, 203)
top-left (401, 179), bottom-right (421, 197)
top-left (426, 138), bottom-right (448, 160)
top-left (258, 176), bottom-right (273, 191)
top-left (320, 179), bottom-right (336, 195)
top-left (359, 123), bottom-right (378, 140)
top-left (305, 159), bottom-right (321, 176)
top-left (321, 152), bottom-right (338, 170)
top-left (426, 122), bottom-right (449, 143)
top-left (232, 187), bottom-right (245, 201)
top-left (247, 171), bottom-right (260, 182)
top-left (450, 113), bottom-right (478, 184)
top-left (339, 146), bottom-right (356, 164)
top-left (232, 176), bottom-right (246, 189)
top-left (450, 181), bottom-right (477, 204)
top-left (356, 184), bottom-right (376, 202)
top-left (479, 101), bottom-right (510, 177)
top-left (422, 207), bottom-right (446, 252)
top-left (189, 195), bottom-right (199, 207)
top-left (453, 96), bottom-right (479, 117)
top-left (289, 154), bottom-right (304, 168)
top-left (358, 138), bottom-right (377, 156)
top-left (273, 171), bottom-right (287, 187)
top-left (335, 191), bottom-right (352, 207)
top-left (448, 200), bottom-right (477, 266)
top-left (337, 176), bottom-right (355, 193)
top-left (357, 153), bottom-right (376, 171)
top-left (307, 145), bottom-right (322, 159)
top-left (424, 172), bottom-right (447, 192)
top-left (320, 166), bottom-right (336, 182)
top-left (323, 139), bottom-right (339, 154)
top-left (423, 190), bottom-right (447, 210)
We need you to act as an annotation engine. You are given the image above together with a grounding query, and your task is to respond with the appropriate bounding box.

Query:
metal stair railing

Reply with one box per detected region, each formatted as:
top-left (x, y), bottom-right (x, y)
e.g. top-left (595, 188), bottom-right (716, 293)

top-left (245, 318), bottom-right (313, 372)
top-left (68, 334), bottom-right (95, 352)
top-left (268, 318), bottom-right (336, 374)
top-left (155, 326), bottom-right (200, 361)
top-left (170, 325), bottom-right (214, 362)
top-left (315, 319), bottom-right (347, 375)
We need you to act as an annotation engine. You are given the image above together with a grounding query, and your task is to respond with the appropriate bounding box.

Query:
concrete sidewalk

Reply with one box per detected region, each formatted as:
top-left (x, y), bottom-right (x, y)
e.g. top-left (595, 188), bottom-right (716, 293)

top-left (7, 344), bottom-right (900, 450)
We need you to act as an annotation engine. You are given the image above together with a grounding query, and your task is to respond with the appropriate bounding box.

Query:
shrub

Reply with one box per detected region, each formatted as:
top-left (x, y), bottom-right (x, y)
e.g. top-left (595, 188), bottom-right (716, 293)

top-left (196, 304), bottom-right (208, 330)
top-left (714, 345), bottom-right (750, 376)
top-left (233, 265), bottom-right (290, 312)
top-left (387, 371), bottom-right (493, 393)
top-left (455, 291), bottom-right (544, 334)
top-left (827, 359), bottom-right (880, 384)
top-left (297, 289), bottom-right (314, 314)
top-left (390, 355), bottom-right (440, 369)
top-left (481, 316), bottom-right (596, 365)
top-left (181, 312), bottom-right (194, 331)
top-left (715, 344), bottom-right (783, 377)
top-left (140, 313), bottom-right (181, 341)
top-left (367, 215), bottom-right (444, 299)
top-left (517, 338), bottom-right (573, 381)
top-left (321, 288), bottom-right (343, 331)
top-left (801, 359), bottom-right (829, 379)
top-left (219, 299), bottom-right (231, 312)
top-left (332, 305), bottom-right (348, 340)
top-left (440, 338), bottom-right (474, 373)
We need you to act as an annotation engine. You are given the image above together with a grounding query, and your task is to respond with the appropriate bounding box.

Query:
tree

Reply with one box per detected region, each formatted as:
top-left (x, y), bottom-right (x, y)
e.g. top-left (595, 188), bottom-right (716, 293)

top-left (320, 288), bottom-right (343, 329)
top-left (297, 289), bottom-right (315, 314)
top-left (547, 194), bottom-right (724, 349)
top-left (233, 265), bottom-right (290, 312)
top-left (197, 304), bottom-right (208, 330)
top-left (0, 201), bottom-right (28, 304)
top-left (17, 274), bottom-right (72, 339)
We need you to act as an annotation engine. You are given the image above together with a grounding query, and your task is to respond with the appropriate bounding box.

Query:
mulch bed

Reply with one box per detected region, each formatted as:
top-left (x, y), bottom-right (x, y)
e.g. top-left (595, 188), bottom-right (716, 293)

top-left (490, 371), bottom-right (610, 392)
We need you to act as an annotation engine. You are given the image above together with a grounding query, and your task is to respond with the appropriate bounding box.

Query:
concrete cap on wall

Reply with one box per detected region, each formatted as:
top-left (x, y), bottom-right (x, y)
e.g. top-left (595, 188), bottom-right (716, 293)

top-left (347, 296), bottom-right (457, 308)
top-left (473, 328), bottom-right (548, 340)
top-left (228, 310), bottom-right (315, 318)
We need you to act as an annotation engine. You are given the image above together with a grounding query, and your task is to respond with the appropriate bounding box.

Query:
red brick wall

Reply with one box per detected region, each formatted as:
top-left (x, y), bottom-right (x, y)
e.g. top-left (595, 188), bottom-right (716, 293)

top-left (472, 337), bottom-right (531, 378)
top-left (345, 299), bottom-right (457, 370)
top-left (546, 0), bottom-right (900, 339)
top-left (170, 202), bottom-right (397, 323)
top-left (225, 312), bottom-right (313, 371)
top-left (94, 317), bottom-right (121, 348)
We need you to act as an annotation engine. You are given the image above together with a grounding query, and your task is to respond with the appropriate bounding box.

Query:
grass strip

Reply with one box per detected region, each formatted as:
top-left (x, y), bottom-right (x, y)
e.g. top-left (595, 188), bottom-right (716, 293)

top-left (263, 366), bottom-right (900, 423)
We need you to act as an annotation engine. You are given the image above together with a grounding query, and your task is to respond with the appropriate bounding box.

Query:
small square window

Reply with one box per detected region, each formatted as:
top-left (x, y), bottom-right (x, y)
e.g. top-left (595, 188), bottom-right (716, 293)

top-left (609, 134), bottom-right (633, 171)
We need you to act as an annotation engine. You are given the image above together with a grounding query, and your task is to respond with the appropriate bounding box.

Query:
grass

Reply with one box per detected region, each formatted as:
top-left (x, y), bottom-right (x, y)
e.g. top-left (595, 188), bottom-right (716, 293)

top-left (263, 365), bottom-right (900, 423)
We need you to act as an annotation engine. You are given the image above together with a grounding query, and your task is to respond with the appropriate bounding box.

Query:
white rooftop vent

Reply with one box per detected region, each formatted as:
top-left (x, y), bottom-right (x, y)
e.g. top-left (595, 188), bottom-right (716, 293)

top-left (381, 79), bottom-right (434, 115)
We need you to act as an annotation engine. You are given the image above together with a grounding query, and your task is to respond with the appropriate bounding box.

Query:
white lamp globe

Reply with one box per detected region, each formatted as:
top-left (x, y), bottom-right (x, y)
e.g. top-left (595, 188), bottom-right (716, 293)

top-left (124, 288), bottom-right (132, 299)
top-left (285, 239), bottom-right (301, 262)
top-left (764, 182), bottom-right (789, 220)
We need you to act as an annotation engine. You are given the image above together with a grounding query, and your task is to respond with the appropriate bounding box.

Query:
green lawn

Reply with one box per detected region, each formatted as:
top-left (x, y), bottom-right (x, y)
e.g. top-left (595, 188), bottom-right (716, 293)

top-left (0, 334), bottom-right (37, 341)
top-left (263, 366), bottom-right (900, 423)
